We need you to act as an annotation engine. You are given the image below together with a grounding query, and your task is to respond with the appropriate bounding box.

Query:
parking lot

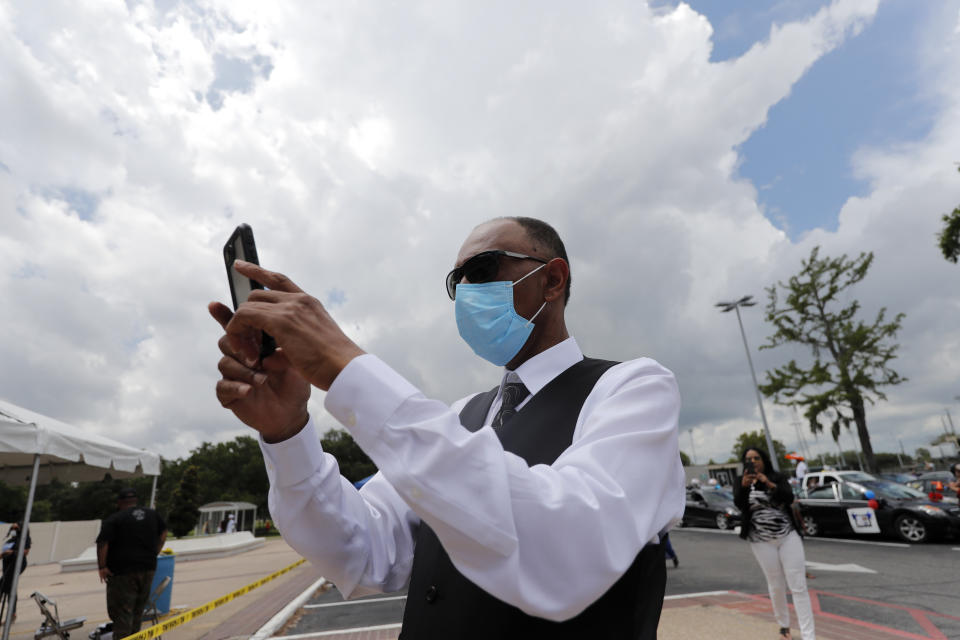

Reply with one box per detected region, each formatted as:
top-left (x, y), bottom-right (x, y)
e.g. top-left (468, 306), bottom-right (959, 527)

top-left (268, 527), bottom-right (960, 639)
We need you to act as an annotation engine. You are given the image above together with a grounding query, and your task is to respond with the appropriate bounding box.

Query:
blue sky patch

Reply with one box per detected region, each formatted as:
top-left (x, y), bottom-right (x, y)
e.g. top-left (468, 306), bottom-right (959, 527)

top-left (45, 186), bottom-right (100, 221)
top-left (656, 0), bottom-right (940, 239)
top-left (206, 53), bottom-right (274, 111)
top-left (326, 288), bottom-right (347, 308)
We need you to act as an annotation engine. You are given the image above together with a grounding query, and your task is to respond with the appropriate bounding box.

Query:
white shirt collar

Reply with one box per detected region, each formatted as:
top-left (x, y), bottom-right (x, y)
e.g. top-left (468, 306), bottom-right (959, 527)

top-left (497, 337), bottom-right (583, 399)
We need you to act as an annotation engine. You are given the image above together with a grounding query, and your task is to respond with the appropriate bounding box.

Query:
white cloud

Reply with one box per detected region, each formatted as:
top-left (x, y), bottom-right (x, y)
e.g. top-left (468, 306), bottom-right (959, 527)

top-left (1, 0), bottom-right (958, 470)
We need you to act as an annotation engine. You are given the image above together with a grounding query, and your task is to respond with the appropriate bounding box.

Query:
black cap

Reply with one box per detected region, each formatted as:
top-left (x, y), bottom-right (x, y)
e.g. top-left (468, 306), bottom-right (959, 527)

top-left (117, 487), bottom-right (138, 499)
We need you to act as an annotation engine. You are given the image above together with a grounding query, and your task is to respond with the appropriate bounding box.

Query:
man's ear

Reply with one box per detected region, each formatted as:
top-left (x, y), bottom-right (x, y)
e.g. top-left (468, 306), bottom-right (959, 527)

top-left (542, 258), bottom-right (569, 303)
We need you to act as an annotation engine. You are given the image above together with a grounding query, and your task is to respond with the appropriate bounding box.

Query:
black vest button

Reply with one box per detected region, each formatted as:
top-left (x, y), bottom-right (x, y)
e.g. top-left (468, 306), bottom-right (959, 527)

top-left (425, 585), bottom-right (438, 603)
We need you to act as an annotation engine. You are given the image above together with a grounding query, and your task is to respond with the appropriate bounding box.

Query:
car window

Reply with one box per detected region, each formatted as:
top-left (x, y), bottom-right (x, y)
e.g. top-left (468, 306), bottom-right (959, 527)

top-left (862, 481), bottom-right (927, 500)
top-left (807, 485), bottom-right (836, 500)
top-left (839, 483), bottom-right (864, 500)
top-left (823, 475), bottom-right (839, 485)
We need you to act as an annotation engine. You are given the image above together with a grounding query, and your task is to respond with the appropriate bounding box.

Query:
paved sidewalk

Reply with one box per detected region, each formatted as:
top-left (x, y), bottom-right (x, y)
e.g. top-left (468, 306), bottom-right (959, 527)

top-left (2, 537), bottom-right (320, 640)
top-left (660, 590), bottom-right (960, 640)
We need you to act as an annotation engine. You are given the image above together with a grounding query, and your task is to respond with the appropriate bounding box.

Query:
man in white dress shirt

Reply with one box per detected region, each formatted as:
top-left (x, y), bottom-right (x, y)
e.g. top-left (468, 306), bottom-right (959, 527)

top-left (795, 458), bottom-right (808, 481)
top-left (210, 217), bottom-right (685, 639)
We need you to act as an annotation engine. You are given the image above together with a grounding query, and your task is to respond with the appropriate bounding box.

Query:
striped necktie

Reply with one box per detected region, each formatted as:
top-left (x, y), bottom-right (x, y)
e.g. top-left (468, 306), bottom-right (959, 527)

top-left (492, 379), bottom-right (530, 431)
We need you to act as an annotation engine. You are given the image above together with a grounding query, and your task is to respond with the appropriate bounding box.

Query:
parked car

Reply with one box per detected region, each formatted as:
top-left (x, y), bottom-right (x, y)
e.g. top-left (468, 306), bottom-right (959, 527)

top-left (797, 478), bottom-right (960, 543)
top-left (905, 472), bottom-right (959, 503)
top-left (682, 488), bottom-right (741, 530)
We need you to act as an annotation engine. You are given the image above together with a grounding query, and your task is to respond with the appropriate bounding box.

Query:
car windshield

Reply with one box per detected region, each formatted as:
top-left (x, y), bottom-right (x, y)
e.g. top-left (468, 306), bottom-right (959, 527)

top-left (838, 472), bottom-right (876, 483)
top-left (856, 481), bottom-right (927, 500)
top-left (702, 490), bottom-right (733, 507)
top-left (881, 473), bottom-right (915, 484)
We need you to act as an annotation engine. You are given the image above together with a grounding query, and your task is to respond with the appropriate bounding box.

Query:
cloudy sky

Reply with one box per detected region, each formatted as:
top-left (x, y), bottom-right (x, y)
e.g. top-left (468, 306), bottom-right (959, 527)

top-left (2, 0), bottom-right (959, 470)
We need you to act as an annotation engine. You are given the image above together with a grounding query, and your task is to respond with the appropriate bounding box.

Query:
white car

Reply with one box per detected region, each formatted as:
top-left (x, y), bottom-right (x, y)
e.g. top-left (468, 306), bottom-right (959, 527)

top-left (801, 470), bottom-right (877, 497)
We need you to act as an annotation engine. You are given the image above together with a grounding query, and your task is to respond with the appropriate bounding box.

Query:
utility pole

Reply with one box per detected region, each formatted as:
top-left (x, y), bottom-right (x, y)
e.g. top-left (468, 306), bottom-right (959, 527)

top-left (835, 438), bottom-right (847, 469)
top-left (944, 410), bottom-right (959, 454)
top-left (688, 429), bottom-right (698, 466)
top-left (852, 439), bottom-right (864, 471)
top-left (791, 407), bottom-right (811, 460)
top-left (716, 295), bottom-right (779, 472)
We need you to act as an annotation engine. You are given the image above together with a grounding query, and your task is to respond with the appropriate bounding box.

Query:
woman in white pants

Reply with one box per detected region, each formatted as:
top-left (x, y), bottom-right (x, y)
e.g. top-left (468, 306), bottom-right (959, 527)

top-left (734, 447), bottom-right (815, 640)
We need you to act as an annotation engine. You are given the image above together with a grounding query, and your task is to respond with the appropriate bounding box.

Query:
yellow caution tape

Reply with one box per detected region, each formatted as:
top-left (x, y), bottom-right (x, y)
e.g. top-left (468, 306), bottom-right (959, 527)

top-left (120, 558), bottom-right (307, 640)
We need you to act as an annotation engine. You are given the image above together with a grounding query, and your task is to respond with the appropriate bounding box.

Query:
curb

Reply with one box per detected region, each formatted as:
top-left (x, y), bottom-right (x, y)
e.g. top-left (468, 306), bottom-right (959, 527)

top-left (250, 576), bottom-right (329, 639)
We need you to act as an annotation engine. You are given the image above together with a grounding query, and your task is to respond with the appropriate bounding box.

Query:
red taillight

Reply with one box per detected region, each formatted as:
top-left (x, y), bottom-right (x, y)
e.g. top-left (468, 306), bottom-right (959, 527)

top-left (868, 499), bottom-right (880, 510)
top-left (928, 492), bottom-right (943, 502)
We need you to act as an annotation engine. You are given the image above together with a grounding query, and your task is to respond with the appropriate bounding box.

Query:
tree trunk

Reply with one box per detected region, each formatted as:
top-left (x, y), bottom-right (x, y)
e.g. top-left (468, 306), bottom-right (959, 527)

top-left (850, 393), bottom-right (877, 473)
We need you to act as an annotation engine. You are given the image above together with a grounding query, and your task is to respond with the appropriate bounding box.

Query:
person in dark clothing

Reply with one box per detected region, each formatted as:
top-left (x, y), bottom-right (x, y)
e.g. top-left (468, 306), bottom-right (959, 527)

top-left (96, 488), bottom-right (167, 638)
top-left (734, 448), bottom-right (814, 640)
top-left (662, 532), bottom-right (679, 568)
top-left (0, 522), bottom-right (31, 624)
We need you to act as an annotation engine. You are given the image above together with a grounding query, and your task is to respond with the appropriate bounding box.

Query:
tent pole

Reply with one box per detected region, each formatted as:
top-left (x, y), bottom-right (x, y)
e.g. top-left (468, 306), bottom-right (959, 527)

top-left (150, 474), bottom-right (158, 509)
top-left (1, 454), bottom-right (40, 640)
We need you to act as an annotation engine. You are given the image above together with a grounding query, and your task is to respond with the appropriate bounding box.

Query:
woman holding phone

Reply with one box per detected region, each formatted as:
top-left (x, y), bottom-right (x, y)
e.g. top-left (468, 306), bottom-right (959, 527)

top-left (734, 447), bottom-right (815, 640)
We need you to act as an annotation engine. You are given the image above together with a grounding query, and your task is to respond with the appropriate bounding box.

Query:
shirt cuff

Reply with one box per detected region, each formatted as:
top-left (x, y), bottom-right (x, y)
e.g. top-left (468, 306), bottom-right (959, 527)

top-left (324, 354), bottom-right (420, 438)
top-left (259, 418), bottom-right (325, 489)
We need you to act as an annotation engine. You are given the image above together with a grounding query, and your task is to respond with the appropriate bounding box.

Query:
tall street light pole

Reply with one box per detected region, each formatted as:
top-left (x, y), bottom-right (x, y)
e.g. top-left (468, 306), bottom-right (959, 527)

top-left (717, 295), bottom-right (780, 472)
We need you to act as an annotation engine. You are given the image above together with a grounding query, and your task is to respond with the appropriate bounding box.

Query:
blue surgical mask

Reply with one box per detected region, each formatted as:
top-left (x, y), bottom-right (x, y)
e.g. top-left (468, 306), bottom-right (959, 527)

top-left (455, 264), bottom-right (548, 366)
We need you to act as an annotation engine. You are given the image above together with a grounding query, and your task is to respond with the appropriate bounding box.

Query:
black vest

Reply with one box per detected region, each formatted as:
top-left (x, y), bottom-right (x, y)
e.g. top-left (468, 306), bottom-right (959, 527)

top-left (400, 357), bottom-right (667, 639)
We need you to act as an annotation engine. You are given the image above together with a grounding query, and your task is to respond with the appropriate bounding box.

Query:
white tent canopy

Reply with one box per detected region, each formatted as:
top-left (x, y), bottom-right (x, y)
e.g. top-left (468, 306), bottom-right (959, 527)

top-left (0, 397), bottom-right (161, 640)
top-left (0, 399), bottom-right (160, 484)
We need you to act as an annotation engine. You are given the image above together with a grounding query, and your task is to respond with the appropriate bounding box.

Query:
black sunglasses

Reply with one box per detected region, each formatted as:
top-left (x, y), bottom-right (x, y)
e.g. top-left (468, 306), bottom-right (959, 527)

top-left (446, 250), bottom-right (547, 300)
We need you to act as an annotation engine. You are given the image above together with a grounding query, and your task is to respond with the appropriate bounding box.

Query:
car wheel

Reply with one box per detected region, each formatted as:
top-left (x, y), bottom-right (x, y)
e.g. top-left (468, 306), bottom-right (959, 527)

top-left (715, 513), bottom-right (730, 530)
top-left (894, 514), bottom-right (928, 543)
top-left (802, 515), bottom-right (819, 537)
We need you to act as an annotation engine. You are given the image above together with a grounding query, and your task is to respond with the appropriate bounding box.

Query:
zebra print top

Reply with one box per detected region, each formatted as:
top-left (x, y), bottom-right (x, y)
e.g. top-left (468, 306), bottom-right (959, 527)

top-left (746, 482), bottom-right (793, 542)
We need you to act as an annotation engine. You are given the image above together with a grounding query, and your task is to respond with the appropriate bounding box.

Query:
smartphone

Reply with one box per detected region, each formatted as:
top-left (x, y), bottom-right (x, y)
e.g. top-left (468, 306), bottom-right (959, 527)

top-left (223, 224), bottom-right (276, 358)
top-left (743, 460), bottom-right (755, 475)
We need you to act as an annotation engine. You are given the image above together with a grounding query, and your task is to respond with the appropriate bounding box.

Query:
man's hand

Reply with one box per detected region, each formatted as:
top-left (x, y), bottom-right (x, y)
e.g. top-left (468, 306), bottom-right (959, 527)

top-left (98, 567), bottom-right (113, 583)
top-left (221, 261), bottom-right (366, 391)
top-left (210, 302), bottom-right (312, 443)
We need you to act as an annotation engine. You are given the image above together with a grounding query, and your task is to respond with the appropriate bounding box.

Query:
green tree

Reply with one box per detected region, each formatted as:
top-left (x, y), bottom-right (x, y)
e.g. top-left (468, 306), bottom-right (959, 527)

top-left (679, 450), bottom-right (691, 466)
top-left (167, 465), bottom-right (201, 537)
top-left (873, 452), bottom-right (910, 470)
top-left (915, 447), bottom-right (932, 461)
top-left (937, 166), bottom-right (960, 263)
top-left (758, 247), bottom-right (906, 473)
top-left (183, 437), bottom-right (270, 513)
top-left (732, 430), bottom-right (788, 463)
top-left (0, 481), bottom-right (26, 522)
top-left (931, 432), bottom-right (960, 451)
top-left (71, 476), bottom-right (126, 520)
top-left (321, 429), bottom-right (377, 483)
